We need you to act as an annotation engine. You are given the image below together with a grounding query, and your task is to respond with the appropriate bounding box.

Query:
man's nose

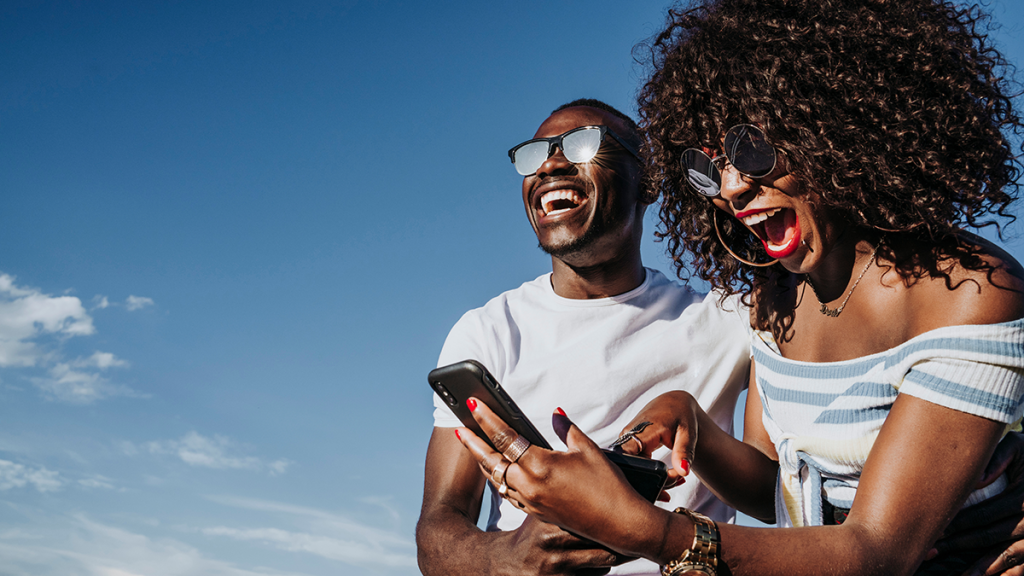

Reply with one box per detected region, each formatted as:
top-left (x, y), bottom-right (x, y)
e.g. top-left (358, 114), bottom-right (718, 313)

top-left (718, 164), bottom-right (757, 205)
top-left (535, 147), bottom-right (573, 179)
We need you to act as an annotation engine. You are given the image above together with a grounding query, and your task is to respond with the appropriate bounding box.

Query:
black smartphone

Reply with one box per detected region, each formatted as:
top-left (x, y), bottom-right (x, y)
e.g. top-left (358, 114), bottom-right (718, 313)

top-left (428, 359), bottom-right (668, 502)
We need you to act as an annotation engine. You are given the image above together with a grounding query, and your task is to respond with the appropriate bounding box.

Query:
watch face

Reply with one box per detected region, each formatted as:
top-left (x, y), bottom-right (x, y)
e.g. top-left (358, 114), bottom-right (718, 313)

top-left (671, 563), bottom-right (715, 576)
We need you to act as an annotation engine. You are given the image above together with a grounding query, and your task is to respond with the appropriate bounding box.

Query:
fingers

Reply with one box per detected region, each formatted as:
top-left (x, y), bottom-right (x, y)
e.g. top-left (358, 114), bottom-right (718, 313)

top-left (454, 426), bottom-right (507, 483)
top-left (614, 420), bottom-right (655, 457)
top-left (553, 409), bottom-right (602, 455)
top-left (671, 422), bottom-right (695, 479)
top-left (466, 398), bottom-right (522, 454)
top-left (962, 541), bottom-right (1024, 576)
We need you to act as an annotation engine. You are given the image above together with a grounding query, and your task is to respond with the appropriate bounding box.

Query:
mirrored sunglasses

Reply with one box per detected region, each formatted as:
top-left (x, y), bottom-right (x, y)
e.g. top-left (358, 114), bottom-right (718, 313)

top-left (508, 125), bottom-right (639, 176)
top-left (681, 124), bottom-right (777, 197)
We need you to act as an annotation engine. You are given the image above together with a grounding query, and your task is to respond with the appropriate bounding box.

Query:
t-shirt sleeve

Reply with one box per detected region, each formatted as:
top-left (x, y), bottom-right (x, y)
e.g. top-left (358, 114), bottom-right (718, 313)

top-left (431, 309), bottom-right (507, 428)
top-left (895, 322), bottom-right (1024, 424)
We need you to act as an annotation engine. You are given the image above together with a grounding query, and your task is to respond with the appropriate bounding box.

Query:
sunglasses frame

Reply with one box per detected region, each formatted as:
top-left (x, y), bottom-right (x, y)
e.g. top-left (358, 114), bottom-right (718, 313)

top-left (681, 124), bottom-right (778, 198)
top-left (508, 125), bottom-right (640, 176)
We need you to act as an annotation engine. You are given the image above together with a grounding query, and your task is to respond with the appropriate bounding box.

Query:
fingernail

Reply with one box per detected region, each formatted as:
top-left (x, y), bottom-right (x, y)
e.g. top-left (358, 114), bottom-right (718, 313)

top-left (555, 407), bottom-right (566, 416)
top-left (924, 548), bottom-right (937, 561)
top-left (678, 459), bottom-right (691, 476)
top-left (454, 429), bottom-right (461, 440)
top-left (467, 398), bottom-right (477, 412)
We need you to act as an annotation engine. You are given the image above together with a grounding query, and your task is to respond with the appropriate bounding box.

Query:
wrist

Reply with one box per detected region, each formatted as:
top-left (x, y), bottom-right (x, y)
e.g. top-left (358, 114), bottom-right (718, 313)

top-left (660, 508), bottom-right (720, 576)
top-left (620, 505), bottom-right (697, 566)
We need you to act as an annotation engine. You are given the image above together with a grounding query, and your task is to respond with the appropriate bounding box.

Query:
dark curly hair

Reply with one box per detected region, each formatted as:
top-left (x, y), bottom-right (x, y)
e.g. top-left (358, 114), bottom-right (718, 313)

top-left (637, 0), bottom-right (1022, 328)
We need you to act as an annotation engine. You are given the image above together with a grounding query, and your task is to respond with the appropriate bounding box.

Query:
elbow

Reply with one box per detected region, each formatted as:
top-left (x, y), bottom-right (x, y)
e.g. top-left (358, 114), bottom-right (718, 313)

top-left (839, 522), bottom-right (923, 576)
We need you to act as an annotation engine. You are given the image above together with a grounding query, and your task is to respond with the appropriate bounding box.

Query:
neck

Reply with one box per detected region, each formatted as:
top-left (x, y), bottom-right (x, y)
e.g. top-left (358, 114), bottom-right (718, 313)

top-left (550, 250), bottom-right (646, 299)
top-left (805, 232), bottom-right (878, 301)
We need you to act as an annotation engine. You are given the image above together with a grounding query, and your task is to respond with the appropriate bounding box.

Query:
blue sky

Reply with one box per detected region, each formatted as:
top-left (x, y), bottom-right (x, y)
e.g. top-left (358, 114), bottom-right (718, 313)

top-left (1, 2), bottom-right (1023, 575)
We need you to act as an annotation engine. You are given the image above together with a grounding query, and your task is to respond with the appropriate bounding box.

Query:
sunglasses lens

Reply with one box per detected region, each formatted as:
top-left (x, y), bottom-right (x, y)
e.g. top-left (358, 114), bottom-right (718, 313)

top-left (561, 128), bottom-right (603, 164)
top-left (681, 148), bottom-right (722, 196)
top-left (724, 125), bottom-right (776, 177)
top-left (512, 141), bottom-right (551, 176)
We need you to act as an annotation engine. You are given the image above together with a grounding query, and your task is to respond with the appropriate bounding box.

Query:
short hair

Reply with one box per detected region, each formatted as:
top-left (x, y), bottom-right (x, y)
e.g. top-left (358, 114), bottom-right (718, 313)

top-left (553, 98), bottom-right (641, 149)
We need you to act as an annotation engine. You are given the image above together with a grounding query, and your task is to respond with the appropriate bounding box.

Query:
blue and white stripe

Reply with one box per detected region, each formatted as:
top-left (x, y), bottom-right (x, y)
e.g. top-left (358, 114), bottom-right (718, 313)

top-left (753, 318), bottom-right (1024, 527)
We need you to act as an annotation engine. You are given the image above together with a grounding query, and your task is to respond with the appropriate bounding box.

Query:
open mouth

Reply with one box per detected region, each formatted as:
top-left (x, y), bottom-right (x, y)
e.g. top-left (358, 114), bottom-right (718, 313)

top-left (539, 189), bottom-right (586, 217)
top-left (741, 208), bottom-right (801, 258)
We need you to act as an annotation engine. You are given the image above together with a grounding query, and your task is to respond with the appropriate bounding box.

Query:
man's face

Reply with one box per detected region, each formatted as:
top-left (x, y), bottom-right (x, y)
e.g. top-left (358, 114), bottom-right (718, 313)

top-left (520, 107), bottom-right (644, 265)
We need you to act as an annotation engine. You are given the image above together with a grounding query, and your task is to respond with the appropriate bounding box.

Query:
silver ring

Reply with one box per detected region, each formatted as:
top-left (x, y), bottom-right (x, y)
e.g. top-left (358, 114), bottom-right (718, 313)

top-left (627, 435), bottom-right (644, 454)
top-left (611, 421), bottom-right (653, 450)
top-left (491, 459), bottom-right (510, 488)
top-left (503, 435), bottom-right (531, 463)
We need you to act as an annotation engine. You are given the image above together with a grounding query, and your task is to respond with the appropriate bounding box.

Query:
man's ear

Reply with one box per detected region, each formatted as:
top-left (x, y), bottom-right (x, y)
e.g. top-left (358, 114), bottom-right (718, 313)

top-left (639, 176), bottom-right (660, 206)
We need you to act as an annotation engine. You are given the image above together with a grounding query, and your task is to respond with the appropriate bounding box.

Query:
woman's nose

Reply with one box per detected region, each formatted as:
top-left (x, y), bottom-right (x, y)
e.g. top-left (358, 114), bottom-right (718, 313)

top-left (718, 164), bottom-right (757, 204)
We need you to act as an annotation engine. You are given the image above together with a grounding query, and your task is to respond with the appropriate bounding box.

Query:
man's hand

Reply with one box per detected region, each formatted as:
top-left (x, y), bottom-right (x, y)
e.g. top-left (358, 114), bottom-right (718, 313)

top-left (933, 432), bottom-right (1024, 576)
top-left (499, 515), bottom-right (625, 576)
top-left (417, 427), bottom-right (627, 576)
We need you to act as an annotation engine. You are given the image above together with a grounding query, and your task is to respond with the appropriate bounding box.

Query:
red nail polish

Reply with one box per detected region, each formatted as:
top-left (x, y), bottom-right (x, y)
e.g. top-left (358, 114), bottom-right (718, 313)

top-left (467, 398), bottom-right (477, 412)
top-left (678, 459), bottom-right (691, 475)
top-left (555, 407), bottom-right (566, 416)
top-left (454, 429), bottom-right (461, 440)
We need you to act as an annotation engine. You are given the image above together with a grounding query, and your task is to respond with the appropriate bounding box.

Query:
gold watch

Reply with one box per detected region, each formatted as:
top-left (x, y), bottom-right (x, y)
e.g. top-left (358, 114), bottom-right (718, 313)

top-left (660, 507), bottom-right (720, 576)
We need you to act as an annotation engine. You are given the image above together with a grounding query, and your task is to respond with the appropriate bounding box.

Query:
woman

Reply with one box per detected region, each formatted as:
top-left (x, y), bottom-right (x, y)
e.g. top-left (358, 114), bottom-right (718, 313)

top-left (455, 0), bottom-right (1024, 574)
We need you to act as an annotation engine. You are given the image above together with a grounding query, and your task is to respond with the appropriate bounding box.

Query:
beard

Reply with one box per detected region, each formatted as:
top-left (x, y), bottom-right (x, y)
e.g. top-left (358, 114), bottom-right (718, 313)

top-left (537, 216), bottom-right (607, 260)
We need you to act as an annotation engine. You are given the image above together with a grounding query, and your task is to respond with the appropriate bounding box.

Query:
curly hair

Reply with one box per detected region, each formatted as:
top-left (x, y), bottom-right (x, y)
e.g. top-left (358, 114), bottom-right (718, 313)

top-left (637, 0), bottom-right (1023, 318)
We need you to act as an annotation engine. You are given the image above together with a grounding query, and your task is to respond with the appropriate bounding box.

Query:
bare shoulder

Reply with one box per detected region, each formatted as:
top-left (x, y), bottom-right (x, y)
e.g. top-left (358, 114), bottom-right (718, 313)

top-left (912, 233), bottom-right (1024, 327)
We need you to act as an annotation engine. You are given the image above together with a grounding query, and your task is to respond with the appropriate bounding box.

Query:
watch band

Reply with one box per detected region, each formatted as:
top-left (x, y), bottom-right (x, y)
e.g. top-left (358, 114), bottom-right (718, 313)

top-left (661, 507), bottom-right (720, 576)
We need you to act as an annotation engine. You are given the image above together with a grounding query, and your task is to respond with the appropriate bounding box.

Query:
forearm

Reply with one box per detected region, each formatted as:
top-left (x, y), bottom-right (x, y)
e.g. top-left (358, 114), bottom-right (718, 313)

top-left (691, 407), bottom-right (778, 521)
top-left (620, 507), bottom-right (917, 576)
top-left (416, 506), bottom-right (509, 576)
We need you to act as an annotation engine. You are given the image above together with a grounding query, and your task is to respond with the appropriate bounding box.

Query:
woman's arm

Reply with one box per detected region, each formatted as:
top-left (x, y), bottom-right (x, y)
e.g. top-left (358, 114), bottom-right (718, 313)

top-left (618, 362), bottom-right (778, 521)
top-left (459, 393), bottom-right (1006, 575)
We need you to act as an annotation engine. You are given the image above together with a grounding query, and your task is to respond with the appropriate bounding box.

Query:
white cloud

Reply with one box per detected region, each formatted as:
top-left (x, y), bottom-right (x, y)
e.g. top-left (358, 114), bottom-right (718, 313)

top-left (91, 295), bottom-right (110, 310)
top-left (142, 432), bottom-right (291, 475)
top-left (0, 515), bottom-right (310, 576)
top-left (0, 459), bottom-right (63, 492)
top-left (73, 352), bottom-right (129, 370)
top-left (124, 296), bottom-right (154, 311)
top-left (33, 362), bottom-right (143, 404)
top-left (200, 526), bottom-right (415, 569)
top-left (77, 476), bottom-right (116, 490)
top-left (0, 274), bottom-right (94, 368)
top-left (202, 496), bottom-right (417, 570)
top-left (0, 273), bottom-right (142, 404)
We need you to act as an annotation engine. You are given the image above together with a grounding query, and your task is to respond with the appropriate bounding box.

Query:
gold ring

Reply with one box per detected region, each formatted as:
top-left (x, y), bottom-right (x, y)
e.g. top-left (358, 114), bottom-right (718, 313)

top-left (491, 459), bottom-right (510, 488)
top-left (503, 435), bottom-right (531, 463)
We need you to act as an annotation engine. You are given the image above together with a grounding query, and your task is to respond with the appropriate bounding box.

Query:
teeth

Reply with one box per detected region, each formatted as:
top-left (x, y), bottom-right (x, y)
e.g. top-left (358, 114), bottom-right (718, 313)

top-left (540, 190), bottom-right (583, 215)
top-left (742, 208), bottom-right (782, 227)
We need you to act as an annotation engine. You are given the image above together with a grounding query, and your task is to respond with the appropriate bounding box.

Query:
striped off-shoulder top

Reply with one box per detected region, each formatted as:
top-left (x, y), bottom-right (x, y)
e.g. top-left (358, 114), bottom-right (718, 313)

top-left (751, 318), bottom-right (1024, 527)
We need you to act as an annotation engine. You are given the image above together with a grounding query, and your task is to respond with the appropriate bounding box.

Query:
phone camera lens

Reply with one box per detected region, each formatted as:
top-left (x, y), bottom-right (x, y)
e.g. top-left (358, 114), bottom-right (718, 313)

top-left (434, 383), bottom-right (458, 407)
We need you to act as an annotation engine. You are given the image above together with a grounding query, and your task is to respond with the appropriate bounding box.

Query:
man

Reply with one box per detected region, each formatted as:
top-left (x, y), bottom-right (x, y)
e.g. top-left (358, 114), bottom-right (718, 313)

top-left (416, 100), bottom-right (1024, 576)
top-left (415, 99), bottom-right (751, 576)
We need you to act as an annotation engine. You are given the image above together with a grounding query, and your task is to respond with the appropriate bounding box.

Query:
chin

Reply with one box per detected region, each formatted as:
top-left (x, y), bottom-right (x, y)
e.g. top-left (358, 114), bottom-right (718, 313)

top-left (539, 223), bottom-right (605, 259)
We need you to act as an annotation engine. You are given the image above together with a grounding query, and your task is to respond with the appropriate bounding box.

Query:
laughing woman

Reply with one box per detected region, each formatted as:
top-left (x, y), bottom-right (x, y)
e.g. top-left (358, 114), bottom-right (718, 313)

top-left (455, 0), bottom-right (1024, 575)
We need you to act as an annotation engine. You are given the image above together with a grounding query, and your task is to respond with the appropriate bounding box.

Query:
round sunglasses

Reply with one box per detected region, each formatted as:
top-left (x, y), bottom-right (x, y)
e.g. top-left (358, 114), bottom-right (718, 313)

top-left (508, 125), bottom-right (639, 176)
top-left (681, 124), bottom-right (777, 197)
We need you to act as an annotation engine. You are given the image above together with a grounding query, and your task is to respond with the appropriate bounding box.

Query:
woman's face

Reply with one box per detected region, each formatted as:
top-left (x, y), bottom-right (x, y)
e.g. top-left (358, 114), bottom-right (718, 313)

top-left (710, 158), bottom-right (842, 274)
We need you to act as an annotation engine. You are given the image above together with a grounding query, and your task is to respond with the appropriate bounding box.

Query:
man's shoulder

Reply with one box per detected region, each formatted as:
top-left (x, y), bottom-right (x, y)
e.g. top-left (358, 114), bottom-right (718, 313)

top-left (457, 272), bottom-right (552, 320)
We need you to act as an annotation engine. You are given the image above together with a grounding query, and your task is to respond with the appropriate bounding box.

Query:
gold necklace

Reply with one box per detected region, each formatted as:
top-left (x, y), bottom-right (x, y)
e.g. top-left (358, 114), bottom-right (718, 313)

top-left (805, 243), bottom-right (880, 318)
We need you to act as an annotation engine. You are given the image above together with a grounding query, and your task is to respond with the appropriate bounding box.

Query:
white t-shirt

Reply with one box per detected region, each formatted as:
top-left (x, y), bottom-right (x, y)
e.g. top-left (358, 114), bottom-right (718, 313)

top-left (433, 268), bottom-right (750, 576)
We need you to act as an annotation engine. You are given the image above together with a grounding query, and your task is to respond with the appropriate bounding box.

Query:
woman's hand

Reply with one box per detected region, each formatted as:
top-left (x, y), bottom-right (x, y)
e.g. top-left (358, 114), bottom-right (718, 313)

top-left (454, 399), bottom-right (662, 557)
top-left (615, 391), bottom-right (701, 487)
